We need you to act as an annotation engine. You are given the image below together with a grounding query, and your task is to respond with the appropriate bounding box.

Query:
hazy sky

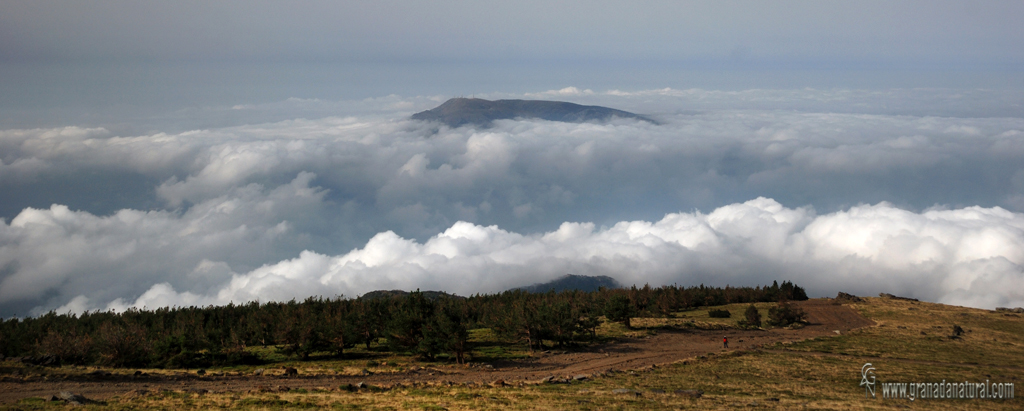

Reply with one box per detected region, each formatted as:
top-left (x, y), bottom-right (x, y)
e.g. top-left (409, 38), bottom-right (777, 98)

top-left (1, 1), bottom-right (1023, 316)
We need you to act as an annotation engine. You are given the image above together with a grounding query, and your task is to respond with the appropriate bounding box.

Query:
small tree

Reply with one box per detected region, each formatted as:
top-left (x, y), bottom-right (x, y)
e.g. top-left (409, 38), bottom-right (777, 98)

top-left (422, 300), bottom-right (469, 363)
top-left (605, 294), bottom-right (636, 329)
top-left (743, 304), bottom-right (762, 328)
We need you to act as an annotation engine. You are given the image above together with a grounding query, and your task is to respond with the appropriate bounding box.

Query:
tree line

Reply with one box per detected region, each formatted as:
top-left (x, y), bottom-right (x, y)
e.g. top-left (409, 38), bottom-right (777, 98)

top-left (0, 281), bottom-right (807, 368)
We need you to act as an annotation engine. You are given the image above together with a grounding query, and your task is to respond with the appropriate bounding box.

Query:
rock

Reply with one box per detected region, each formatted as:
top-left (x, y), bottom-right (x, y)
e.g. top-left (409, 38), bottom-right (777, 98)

top-left (649, 389), bottom-right (666, 394)
top-left (612, 388), bottom-right (641, 396)
top-left (573, 374), bottom-right (588, 381)
top-left (196, 369), bottom-right (206, 375)
top-left (995, 307), bottom-right (1024, 313)
top-left (674, 389), bottom-right (704, 398)
top-left (284, 367), bottom-right (298, 377)
top-left (276, 386), bottom-right (290, 392)
top-left (253, 368), bottom-right (264, 376)
top-left (835, 292), bottom-right (864, 303)
top-left (185, 388), bottom-right (209, 395)
top-left (356, 381), bottom-right (366, 389)
top-left (833, 330), bottom-right (841, 335)
top-left (767, 397), bottom-right (780, 402)
top-left (879, 293), bottom-right (918, 301)
top-left (20, 355), bottom-right (60, 367)
top-left (541, 376), bottom-right (555, 384)
top-left (134, 370), bottom-right (142, 376)
top-left (56, 391), bottom-right (90, 405)
top-left (491, 379), bottom-right (506, 387)
top-left (952, 325), bottom-right (965, 336)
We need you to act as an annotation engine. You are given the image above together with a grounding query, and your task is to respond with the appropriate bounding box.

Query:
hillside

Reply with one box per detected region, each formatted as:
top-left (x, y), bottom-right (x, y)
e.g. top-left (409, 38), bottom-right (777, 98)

top-left (411, 98), bottom-right (655, 127)
top-left (3, 293), bottom-right (1020, 409)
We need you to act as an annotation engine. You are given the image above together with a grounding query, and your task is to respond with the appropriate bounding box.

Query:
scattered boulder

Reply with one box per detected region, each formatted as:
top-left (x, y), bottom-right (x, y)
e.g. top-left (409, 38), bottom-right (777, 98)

top-left (612, 388), bottom-right (642, 396)
top-left (949, 324), bottom-right (966, 339)
top-left (995, 307), bottom-right (1024, 313)
top-left (572, 374), bottom-right (589, 381)
top-left (53, 391), bottom-right (91, 405)
top-left (253, 368), bottom-right (264, 376)
top-left (20, 355), bottom-right (60, 367)
top-left (835, 292), bottom-right (864, 303)
top-left (879, 293), bottom-right (918, 301)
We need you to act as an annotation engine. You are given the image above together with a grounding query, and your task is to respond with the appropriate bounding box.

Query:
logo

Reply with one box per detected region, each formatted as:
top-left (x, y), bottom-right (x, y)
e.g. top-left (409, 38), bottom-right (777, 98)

top-left (860, 363), bottom-right (876, 398)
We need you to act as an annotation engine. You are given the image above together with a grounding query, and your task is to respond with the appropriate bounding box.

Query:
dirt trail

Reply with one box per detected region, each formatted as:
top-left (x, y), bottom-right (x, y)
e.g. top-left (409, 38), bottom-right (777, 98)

top-left (0, 300), bottom-right (872, 404)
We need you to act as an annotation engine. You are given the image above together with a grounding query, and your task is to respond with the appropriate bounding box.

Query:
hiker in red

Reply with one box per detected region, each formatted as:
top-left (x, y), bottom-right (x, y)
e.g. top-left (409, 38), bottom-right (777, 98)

top-left (723, 336), bottom-right (728, 348)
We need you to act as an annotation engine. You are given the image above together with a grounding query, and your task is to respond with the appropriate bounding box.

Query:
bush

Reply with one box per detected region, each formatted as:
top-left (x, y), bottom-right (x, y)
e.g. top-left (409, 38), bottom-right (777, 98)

top-left (96, 322), bottom-right (152, 367)
top-left (708, 309), bottom-right (731, 318)
top-left (766, 301), bottom-right (806, 327)
top-left (37, 330), bottom-right (93, 365)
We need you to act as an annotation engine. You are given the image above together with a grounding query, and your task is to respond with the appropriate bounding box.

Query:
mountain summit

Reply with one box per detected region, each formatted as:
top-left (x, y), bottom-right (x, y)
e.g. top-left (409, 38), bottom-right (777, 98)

top-left (411, 98), bottom-right (654, 128)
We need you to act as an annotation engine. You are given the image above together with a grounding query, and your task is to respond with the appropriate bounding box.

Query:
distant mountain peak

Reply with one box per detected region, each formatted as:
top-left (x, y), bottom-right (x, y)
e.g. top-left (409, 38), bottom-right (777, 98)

top-left (515, 274), bottom-right (622, 293)
top-left (411, 97), bottom-right (655, 128)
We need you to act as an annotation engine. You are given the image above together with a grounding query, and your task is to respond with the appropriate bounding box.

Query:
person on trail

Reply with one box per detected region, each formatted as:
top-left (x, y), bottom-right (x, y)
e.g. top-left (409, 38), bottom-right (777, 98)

top-left (723, 336), bottom-right (728, 348)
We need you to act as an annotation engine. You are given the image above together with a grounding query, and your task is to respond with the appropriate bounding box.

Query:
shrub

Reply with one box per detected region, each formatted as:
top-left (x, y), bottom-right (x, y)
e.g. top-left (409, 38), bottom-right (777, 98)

top-left (96, 322), bottom-right (152, 367)
top-left (766, 301), bottom-right (806, 327)
top-left (708, 309), bottom-right (731, 318)
top-left (37, 330), bottom-right (93, 365)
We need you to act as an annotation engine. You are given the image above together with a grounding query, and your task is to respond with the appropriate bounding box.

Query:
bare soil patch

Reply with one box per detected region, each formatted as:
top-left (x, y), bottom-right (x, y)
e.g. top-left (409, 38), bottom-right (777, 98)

top-left (0, 300), bottom-right (873, 404)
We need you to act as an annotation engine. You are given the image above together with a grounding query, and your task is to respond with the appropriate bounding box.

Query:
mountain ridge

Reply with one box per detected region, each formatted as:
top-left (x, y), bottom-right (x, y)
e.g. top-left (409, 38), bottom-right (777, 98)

top-left (411, 97), bottom-right (655, 128)
top-left (515, 274), bottom-right (622, 293)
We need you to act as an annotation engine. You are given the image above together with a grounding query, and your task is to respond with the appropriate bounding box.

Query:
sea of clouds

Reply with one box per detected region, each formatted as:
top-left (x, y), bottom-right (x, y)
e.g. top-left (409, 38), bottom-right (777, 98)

top-left (2, 88), bottom-right (1023, 316)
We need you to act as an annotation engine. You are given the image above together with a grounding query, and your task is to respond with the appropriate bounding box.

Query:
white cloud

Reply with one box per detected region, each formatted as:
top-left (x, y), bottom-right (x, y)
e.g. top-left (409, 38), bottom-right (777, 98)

top-left (2, 88), bottom-right (1024, 315)
top-left (87, 198), bottom-right (1024, 314)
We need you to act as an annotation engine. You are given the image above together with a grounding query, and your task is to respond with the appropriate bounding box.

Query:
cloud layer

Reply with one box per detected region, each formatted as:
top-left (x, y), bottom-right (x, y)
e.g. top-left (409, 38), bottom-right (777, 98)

top-left (2, 88), bottom-right (1023, 315)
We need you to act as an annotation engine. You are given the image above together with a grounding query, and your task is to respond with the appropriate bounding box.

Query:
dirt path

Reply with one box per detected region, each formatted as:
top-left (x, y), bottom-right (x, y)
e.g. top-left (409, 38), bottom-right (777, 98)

top-left (0, 300), bottom-right (873, 404)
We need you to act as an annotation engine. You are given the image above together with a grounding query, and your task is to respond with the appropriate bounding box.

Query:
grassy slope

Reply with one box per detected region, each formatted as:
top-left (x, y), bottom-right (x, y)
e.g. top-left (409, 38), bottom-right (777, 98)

top-left (6, 297), bottom-right (1022, 410)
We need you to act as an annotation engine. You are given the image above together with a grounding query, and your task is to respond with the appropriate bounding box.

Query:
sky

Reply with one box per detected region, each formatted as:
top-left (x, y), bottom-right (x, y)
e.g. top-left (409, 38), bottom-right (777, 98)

top-left (1, 1), bottom-right (1023, 316)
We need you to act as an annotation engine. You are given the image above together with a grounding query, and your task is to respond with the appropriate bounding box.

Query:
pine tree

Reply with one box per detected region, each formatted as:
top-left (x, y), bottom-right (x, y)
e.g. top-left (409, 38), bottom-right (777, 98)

top-left (743, 304), bottom-right (762, 328)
